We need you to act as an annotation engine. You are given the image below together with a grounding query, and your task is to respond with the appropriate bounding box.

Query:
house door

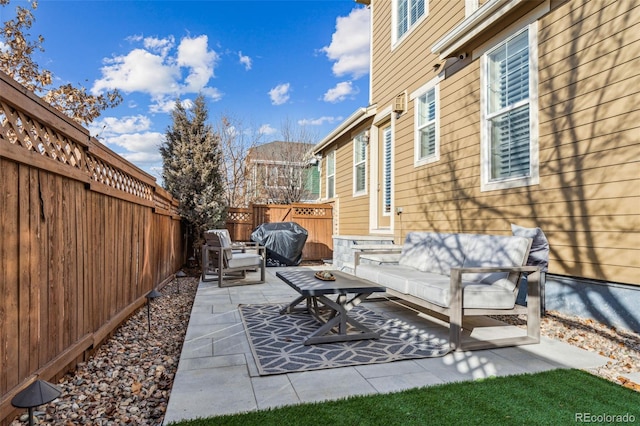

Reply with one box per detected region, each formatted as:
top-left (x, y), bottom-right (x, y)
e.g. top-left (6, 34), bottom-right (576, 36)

top-left (377, 123), bottom-right (392, 229)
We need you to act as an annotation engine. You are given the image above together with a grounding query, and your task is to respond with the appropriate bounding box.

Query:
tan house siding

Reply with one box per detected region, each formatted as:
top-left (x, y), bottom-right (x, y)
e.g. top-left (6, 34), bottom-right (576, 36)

top-left (534, 0), bottom-right (640, 284)
top-left (371, 1), bottom-right (464, 110)
top-left (319, 0), bottom-right (639, 286)
top-left (319, 120), bottom-right (374, 236)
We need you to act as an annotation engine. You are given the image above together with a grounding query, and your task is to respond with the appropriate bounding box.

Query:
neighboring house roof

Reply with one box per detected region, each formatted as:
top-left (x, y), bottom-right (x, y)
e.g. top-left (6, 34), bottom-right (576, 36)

top-left (248, 141), bottom-right (314, 163)
top-left (313, 105), bottom-right (376, 154)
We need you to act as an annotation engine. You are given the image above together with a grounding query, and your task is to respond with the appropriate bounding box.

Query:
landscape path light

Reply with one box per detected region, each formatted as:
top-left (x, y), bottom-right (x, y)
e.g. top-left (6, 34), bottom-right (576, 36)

top-left (146, 289), bottom-right (162, 332)
top-left (11, 379), bottom-right (61, 426)
top-left (175, 270), bottom-right (187, 294)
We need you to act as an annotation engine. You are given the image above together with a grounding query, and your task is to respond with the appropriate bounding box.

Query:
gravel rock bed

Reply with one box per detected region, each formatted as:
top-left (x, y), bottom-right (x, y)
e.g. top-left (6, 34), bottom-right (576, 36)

top-left (495, 311), bottom-right (640, 390)
top-left (537, 311), bottom-right (639, 391)
top-left (11, 274), bottom-right (199, 426)
top-left (11, 275), bottom-right (639, 424)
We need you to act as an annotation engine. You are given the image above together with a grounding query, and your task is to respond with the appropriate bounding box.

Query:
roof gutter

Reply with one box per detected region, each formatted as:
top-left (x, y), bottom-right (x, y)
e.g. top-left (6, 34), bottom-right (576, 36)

top-left (313, 105), bottom-right (377, 155)
top-left (431, 0), bottom-right (523, 60)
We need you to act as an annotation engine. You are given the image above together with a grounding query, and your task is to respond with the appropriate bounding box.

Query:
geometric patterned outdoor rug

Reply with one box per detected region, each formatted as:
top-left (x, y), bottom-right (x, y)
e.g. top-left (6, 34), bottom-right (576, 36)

top-left (239, 304), bottom-right (451, 376)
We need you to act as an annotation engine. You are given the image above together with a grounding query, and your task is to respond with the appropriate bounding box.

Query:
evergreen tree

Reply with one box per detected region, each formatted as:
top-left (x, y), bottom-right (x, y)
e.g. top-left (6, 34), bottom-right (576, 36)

top-left (160, 94), bottom-right (225, 250)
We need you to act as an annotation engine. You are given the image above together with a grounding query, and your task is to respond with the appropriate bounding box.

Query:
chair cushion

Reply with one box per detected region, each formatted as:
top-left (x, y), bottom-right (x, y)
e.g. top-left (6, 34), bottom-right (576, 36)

top-left (205, 229), bottom-right (234, 262)
top-left (228, 253), bottom-right (262, 269)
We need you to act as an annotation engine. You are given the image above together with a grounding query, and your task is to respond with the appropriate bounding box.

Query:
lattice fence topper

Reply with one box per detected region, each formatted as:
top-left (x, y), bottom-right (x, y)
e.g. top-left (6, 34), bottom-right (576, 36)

top-left (227, 210), bottom-right (252, 222)
top-left (1, 100), bottom-right (85, 169)
top-left (86, 153), bottom-right (154, 201)
top-left (1, 99), bottom-right (155, 202)
top-left (294, 206), bottom-right (329, 216)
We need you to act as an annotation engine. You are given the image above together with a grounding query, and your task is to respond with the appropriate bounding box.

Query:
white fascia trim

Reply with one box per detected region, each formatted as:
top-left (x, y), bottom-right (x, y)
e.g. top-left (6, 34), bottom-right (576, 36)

top-left (431, 0), bottom-right (526, 60)
top-left (313, 105), bottom-right (377, 155)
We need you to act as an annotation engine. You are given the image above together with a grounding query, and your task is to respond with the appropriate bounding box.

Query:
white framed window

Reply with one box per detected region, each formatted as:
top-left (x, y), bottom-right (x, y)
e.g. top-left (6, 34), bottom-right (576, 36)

top-left (353, 131), bottom-right (367, 196)
top-left (411, 76), bottom-right (441, 167)
top-left (481, 25), bottom-right (539, 192)
top-left (326, 150), bottom-right (335, 199)
top-left (382, 125), bottom-right (392, 215)
top-left (393, 0), bottom-right (427, 46)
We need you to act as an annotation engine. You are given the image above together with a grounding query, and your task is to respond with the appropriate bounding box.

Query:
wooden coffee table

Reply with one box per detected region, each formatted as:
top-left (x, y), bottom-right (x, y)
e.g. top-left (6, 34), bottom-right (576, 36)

top-left (276, 270), bottom-right (386, 345)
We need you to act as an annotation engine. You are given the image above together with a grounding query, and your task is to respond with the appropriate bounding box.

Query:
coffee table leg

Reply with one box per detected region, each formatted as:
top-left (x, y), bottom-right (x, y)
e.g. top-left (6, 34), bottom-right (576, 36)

top-left (279, 295), bottom-right (307, 314)
top-left (303, 293), bottom-right (379, 345)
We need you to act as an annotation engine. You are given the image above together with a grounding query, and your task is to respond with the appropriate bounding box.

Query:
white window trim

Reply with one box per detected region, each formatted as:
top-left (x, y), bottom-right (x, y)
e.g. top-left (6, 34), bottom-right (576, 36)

top-left (480, 22), bottom-right (539, 192)
top-left (370, 106), bottom-right (394, 233)
top-left (382, 125), bottom-right (393, 217)
top-left (391, 0), bottom-right (429, 49)
top-left (326, 150), bottom-right (336, 199)
top-left (353, 131), bottom-right (368, 197)
top-left (410, 74), bottom-right (443, 167)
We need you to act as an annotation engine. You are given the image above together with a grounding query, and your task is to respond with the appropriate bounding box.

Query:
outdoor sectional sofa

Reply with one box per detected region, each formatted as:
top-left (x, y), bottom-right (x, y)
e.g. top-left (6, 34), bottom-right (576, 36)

top-left (354, 231), bottom-right (541, 351)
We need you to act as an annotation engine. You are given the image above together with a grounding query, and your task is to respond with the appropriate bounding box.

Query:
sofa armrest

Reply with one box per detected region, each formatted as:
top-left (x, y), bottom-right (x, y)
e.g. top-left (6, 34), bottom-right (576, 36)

top-left (449, 265), bottom-right (540, 300)
top-left (448, 265), bottom-right (541, 350)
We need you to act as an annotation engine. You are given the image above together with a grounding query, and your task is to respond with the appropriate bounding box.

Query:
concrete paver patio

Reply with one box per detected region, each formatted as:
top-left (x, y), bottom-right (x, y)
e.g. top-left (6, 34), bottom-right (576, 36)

top-left (163, 266), bottom-right (609, 425)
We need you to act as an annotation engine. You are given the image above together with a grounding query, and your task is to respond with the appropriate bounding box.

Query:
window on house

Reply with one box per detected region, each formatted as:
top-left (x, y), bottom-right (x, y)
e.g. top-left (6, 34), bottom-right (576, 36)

top-left (482, 27), bottom-right (539, 191)
top-left (326, 150), bottom-right (335, 199)
top-left (417, 88), bottom-right (437, 163)
top-left (353, 132), bottom-right (367, 195)
top-left (268, 166), bottom-right (278, 187)
top-left (395, 0), bottom-right (427, 42)
top-left (383, 126), bottom-right (392, 214)
top-left (411, 76), bottom-right (440, 167)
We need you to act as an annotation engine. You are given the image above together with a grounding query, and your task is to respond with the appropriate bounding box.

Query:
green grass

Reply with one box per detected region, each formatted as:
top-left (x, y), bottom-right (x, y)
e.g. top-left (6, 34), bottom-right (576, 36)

top-left (167, 369), bottom-right (640, 426)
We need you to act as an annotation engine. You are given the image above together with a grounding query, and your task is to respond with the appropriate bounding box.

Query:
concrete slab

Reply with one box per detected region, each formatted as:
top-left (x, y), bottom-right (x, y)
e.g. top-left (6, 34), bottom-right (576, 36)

top-left (163, 266), bottom-right (611, 425)
top-left (163, 365), bottom-right (256, 424)
top-left (288, 367), bottom-right (377, 403)
top-left (251, 375), bottom-right (300, 410)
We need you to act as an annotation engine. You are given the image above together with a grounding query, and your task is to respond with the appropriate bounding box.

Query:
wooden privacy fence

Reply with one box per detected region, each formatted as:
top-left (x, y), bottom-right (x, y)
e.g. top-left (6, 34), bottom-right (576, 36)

top-left (0, 72), bottom-right (184, 424)
top-left (226, 203), bottom-right (333, 261)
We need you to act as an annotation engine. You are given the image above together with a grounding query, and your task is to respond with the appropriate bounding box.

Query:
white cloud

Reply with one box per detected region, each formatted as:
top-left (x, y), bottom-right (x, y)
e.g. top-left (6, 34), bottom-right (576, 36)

top-left (323, 81), bottom-right (359, 103)
top-left (149, 97), bottom-right (180, 114)
top-left (107, 132), bottom-right (164, 155)
top-left (269, 83), bottom-right (291, 105)
top-left (199, 86), bottom-right (223, 101)
top-left (88, 115), bottom-right (163, 165)
top-left (121, 149), bottom-right (163, 165)
top-left (143, 35), bottom-right (175, 57)
top-left (90, 115), bottom-right (151, 137)
top-left (92, 34), bottom-right (221, 106)
top-left (321, 7), bottom-right (371, 79)
top-left (92, 48), bottom-right (180, 96)
top-left (177, 35), bottom-right (219, 92)
top-left (238, 51), bottom-right (252, 70)
top-left (298, 116), bottom-right (342, 126)
top-left (258, 124), bottom-right (278, 135)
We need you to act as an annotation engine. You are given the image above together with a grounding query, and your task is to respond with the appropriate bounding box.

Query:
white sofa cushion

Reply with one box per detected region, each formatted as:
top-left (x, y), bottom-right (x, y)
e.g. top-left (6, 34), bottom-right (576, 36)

top-left (357, 264), bottom-right (427, 293)
top-left (398, 232), bottom-right (466, 275)
top-left (461, 234), bottom-right (531, 291)
top-left (355, 231), bottom-right (531, 310)
top-left (405, 278), bottom-right (516, 309)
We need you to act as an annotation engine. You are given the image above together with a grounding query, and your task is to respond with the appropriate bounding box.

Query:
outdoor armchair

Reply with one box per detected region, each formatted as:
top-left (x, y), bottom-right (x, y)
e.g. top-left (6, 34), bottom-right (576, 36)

top-left (201, 229), bottom-right (266, 287)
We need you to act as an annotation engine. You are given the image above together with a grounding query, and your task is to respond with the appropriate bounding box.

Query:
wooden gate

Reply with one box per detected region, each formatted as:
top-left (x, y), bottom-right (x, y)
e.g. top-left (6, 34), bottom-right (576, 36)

top-left (226, 203), bottom-right (333, 261)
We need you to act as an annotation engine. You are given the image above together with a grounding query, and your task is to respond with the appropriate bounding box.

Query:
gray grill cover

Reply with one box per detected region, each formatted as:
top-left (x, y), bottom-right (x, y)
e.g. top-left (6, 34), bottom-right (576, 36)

top-left (251, 222), bottom-right (308, 266)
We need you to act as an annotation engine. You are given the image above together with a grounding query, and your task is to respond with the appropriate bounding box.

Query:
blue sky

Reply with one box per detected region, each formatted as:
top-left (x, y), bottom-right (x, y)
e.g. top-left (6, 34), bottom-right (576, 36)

top-left (2, 0), bottom-right (371, 180)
